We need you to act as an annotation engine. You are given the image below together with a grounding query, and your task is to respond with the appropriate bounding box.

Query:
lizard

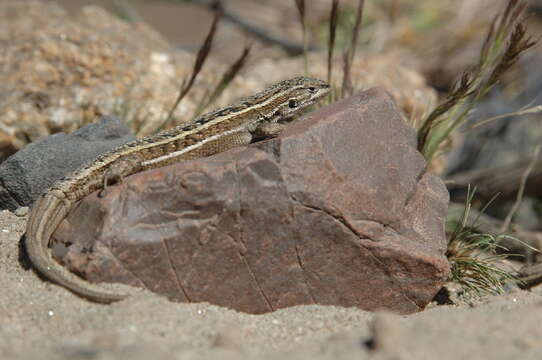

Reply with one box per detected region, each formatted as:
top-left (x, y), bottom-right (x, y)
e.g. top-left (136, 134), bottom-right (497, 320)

top-left (25, 76), bottom-right (330, 303)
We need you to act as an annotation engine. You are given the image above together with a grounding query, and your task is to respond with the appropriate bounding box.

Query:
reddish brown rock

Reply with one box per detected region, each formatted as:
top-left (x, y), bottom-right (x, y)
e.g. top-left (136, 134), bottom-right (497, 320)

top-left (53, 87), bottom-right (450, 314)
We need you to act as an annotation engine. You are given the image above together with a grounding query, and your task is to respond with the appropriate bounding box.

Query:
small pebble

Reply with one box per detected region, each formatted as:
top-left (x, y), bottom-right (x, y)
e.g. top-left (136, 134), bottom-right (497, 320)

top-left (14, 206), bottom-right (29, 217)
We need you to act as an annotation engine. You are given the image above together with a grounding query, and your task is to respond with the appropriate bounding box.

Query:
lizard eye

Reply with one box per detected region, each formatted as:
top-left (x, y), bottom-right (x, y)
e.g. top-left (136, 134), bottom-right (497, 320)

top-left (288, 99), bottom-right (298, 108)
top-left (308, 86), bottom-right (316, 93)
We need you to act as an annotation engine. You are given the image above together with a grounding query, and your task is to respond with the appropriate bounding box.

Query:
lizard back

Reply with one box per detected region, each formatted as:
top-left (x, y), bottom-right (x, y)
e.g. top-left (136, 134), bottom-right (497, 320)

top-left (25, 76), bottom-right (330, 302)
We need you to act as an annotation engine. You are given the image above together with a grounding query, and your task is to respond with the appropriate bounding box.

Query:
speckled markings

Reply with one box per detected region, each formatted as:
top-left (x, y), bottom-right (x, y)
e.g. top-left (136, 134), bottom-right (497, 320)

top-left (25, 77), bottom-right (330, 303)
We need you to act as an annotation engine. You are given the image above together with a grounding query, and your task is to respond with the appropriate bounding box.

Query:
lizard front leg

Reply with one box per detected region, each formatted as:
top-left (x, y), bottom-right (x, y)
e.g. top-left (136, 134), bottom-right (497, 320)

top-left (100, 153), bottom-right (144, 196)
top-left (250, 112), bottom-right (296, 141)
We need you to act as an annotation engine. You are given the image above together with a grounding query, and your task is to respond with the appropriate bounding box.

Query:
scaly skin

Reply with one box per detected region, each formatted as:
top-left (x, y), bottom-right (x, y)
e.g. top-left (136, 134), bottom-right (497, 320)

top-left (25, 77), bottom-right (330, 303)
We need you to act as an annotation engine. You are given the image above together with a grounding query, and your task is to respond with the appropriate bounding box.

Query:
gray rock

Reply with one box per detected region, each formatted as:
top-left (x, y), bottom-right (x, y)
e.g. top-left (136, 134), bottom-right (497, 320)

top-left (0, 116), bottom-right (135, 210)
top-left (13, 206), bottom-right (29, 217)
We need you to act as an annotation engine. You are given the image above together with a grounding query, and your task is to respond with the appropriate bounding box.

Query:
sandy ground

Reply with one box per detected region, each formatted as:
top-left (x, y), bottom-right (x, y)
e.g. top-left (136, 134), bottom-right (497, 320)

top-left (1, 208), bottom-right (541, 360)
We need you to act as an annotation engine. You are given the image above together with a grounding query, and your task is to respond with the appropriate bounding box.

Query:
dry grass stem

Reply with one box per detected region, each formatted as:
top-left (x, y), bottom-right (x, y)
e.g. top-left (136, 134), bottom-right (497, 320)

top-left (471, 104), bottom-right (542, 129)
top-left (417, 71), bottom-right (475, 150)
top-left (327, 0), bottom-right (340, 85)
top-left (341, 0), bottom-right (365, 97)
top-left (182, 0), bottom-right (307, 55)
top-left (193, 44), bottom-right (251, 117)
top-left (159, 9), bottom-right (222, 131)
top-left (294, 0), bottom-right (309, 74)
top-left (501, 145), bottom-right (542, 232)
top-left (446, 187), bottom-right (521, 297)
top-left (418, 0), bottom-right (536, 161)
top-left (294, 0), bottom-right (305, 20)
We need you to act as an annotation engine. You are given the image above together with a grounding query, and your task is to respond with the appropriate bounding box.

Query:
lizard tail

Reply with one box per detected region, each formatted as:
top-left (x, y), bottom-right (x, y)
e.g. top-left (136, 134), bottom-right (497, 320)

top-left (25, 191), bottom-right (128, 303)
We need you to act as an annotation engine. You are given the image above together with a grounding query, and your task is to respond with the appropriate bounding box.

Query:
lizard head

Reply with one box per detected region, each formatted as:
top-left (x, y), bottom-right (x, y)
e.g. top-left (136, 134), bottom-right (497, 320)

top-left (274, 76), bottom-right (330, 118)
top-left (250, 77), bottom-right (330, 139)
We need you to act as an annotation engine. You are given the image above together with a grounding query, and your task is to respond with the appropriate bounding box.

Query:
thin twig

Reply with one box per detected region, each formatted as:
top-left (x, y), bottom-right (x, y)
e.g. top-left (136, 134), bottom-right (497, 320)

top-left (501, 145), bottom-right (541, 232)
top-left (294, 0), bottom-right (308, 74)
top-left (180, 0), bottom-right (313, 55)
top-left (294, 0), bottom-right (305, 23)
top-left (159, 9), bottom-right (221, 131)
top-left (328, 0), bottom-right (340, 85)
top-left (193, 44), bottom-right (251, 117)
top-left (470, 104), bottom-right (542, 129)
top-left (341, 0), bottom-right (365, 97)
top-left (348, 0), bottom-right (364, 64)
